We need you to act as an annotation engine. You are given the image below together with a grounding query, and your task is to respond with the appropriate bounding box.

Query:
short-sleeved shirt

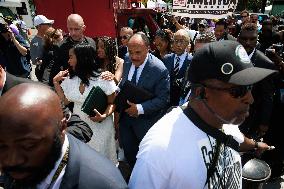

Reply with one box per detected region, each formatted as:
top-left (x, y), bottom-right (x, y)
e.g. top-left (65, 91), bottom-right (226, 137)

top-left (129, 107), bottom-right (243, 189)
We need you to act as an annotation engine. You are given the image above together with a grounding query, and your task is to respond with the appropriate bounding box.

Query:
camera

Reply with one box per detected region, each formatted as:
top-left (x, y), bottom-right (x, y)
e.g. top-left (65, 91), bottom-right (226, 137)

top-left (265, 43), bottom-right (284, 58)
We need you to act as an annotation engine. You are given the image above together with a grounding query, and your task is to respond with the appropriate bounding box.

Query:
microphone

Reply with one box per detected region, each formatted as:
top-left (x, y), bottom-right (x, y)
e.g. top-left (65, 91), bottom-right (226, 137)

top-left (201, 99), bottom-right (236, 125)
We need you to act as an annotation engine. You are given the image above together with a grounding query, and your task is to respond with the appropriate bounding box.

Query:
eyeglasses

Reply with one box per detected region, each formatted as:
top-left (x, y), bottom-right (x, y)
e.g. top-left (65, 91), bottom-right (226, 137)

top-left (204, 84), bottom-right (253, 98)
top-left (241, 15), bottom-right (248, 18)
top-left (119, 35), bottom-right (128, 40)
top-left (173, 39), bottom-right (188, 45)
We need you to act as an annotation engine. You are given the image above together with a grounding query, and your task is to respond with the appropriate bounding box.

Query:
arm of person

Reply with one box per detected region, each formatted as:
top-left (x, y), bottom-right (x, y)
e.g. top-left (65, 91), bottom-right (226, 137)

top-left (10, 31), bottom-right (28, 56)
top-left (129, 158), bottom-right (168, 189)
top-left (53, 70), bottom-right (70, 105)
top-left (89, 92), bottom-right (116, 122)
top-left (239, 135), bottom-right (270, 152)
top-left (66, 112), bottom-right (93, 143)
top-left (114, 56), bottom-right (124, 84)
top-left (171, 16), bottom-right (185, 30)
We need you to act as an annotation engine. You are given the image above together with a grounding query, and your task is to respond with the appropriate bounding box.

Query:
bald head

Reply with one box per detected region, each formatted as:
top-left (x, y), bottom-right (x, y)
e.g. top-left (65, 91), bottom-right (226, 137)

top-left (0, 83), bottom-right (64, 129)
top-left (67, 14), bottom-right (86, 41)
top-left (67, 14), bottom-right (84, 25)
top-left (0, 83), bottom-right (66, 186)
top-left (127, 33), bottom-right (149, 67)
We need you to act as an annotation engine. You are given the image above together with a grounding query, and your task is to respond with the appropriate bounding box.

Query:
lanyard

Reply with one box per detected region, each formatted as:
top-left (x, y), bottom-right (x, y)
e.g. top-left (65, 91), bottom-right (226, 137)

top-left (46, 146), bottom-right (70, 189)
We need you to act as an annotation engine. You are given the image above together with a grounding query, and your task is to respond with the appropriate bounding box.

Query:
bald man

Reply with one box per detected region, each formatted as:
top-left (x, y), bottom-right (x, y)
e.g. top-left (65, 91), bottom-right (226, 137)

top-left (0, 83), bottom-right (127, 189)
top-left (163, 29), bottom-right (193, 106)
top-left (50, 14), bottom-right (96, 86)
top-left (117, 33), bottom-right (170, 168)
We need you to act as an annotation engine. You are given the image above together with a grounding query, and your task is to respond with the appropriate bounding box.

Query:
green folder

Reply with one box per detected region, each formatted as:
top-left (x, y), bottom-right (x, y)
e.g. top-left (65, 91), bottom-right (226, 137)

top-left (81, 86), bottom-right (108, 116)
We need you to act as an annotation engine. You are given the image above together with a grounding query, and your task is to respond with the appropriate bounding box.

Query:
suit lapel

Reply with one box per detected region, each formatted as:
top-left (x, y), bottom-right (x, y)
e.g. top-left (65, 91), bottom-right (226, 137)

top-left (178, 53), bottom-right (190, 77)
top-left (59, 135), bottom-right (80, 189)
top-left (137, 55), bottom-right (151, 87)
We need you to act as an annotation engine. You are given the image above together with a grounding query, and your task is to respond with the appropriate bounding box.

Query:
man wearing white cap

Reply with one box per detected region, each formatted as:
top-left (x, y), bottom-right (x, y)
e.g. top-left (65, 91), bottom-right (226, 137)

top-left (30, 15), bottom-right (54, 65)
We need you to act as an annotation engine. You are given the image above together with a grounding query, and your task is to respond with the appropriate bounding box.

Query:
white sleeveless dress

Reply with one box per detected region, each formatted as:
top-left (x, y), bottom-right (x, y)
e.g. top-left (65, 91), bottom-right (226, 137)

top-left (61, 75), bottom-right (118, 164)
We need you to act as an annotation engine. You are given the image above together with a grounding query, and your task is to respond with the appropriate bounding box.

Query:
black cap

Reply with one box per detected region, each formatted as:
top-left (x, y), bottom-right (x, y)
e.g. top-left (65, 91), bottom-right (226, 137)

top-left (188, 41), bottom-right (277, 85)
top-left (0, 23), bottom-right (8, 33)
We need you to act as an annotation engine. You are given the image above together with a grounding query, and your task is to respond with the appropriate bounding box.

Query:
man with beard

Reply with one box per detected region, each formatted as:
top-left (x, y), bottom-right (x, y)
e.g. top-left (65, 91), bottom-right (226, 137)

top-left (129, 41), bottom-right (275, 189)
top-left (0, 83), bottom-right (127, 189)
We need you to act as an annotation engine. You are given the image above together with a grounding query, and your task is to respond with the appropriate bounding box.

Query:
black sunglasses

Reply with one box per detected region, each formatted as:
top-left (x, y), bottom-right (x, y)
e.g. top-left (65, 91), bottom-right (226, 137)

top-left (119, 35), bottom-right (128, 40)
top-left (204, 84), bottom-right (253, 98)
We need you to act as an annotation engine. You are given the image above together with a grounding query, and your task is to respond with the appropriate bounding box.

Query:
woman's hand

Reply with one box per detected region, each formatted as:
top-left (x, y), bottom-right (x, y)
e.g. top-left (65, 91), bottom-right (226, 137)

top-left (89, 109), bottom-right (107, 122)
top-left (53, 69), bottom-right (69, 84)
top-left (101, 71), bottom-right (115, 81)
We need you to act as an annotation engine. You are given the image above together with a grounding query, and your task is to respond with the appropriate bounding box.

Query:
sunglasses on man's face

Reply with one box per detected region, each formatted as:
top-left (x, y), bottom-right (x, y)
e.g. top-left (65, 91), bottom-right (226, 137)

top-left (204, 84), bottom-right (253, 98)
top-left (119, 35), bottom-right (128, 40)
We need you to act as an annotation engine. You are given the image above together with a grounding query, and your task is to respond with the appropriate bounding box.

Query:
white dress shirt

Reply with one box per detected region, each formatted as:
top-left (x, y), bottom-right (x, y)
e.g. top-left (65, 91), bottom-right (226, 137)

top-left (127, 54), bottom-right (149, 115)
top-left (37, 135), bottom-right (69, 189)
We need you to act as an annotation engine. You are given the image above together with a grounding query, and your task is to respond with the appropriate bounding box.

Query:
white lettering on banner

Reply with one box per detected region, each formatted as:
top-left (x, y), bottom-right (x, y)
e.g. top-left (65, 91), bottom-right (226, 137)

top-left (173, 0), bottom-right (238, 19)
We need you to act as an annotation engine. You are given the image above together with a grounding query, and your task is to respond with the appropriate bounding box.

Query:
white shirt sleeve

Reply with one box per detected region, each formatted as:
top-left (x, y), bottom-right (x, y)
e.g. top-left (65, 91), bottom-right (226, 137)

top-left (129, 159), bottom-right (167, 189)
top-left (136, 104), bottom-right (144, 115)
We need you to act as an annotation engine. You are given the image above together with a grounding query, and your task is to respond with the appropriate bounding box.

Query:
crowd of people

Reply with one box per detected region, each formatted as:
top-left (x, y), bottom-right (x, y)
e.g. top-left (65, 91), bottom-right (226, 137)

top-left (0, 9), bottom-right (284, 189)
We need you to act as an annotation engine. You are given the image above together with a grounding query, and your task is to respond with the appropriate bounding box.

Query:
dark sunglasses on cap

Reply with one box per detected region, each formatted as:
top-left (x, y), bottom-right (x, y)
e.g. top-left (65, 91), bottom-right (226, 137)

top-left (204, 84), bottom-right (253, 98)
top-left (119, 35), bottom-right (129, 40)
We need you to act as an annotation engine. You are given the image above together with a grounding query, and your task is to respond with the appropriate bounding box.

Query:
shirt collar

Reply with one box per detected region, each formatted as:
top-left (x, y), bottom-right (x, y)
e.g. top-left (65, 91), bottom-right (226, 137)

top-left (248, 48), bottom-right (256, 59)
top-left (37, 135), bottom-right (69, 188)
top-left (175, 51), bottom-right (187, 60)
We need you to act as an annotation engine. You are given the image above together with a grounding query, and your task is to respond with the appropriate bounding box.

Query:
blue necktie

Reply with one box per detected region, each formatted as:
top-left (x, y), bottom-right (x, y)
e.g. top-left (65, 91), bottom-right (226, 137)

top-left (131, 66), bottom-right (139, 85)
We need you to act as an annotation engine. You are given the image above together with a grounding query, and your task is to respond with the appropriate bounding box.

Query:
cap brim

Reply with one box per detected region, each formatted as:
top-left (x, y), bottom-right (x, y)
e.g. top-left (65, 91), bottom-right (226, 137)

top-left (45, 19), bottom-right (54, 24)
top-left (229, 67), bottom-right (277, 85)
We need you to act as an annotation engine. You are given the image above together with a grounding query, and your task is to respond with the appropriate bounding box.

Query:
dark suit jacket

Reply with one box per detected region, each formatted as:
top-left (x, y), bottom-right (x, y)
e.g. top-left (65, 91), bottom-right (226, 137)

top-left (2, 134), bottom-right (127, 189)
top-left (118, 53), bottom-right (170, 136)
top-left (163, 52), bottom-right (192, 106)
top-left (250, 50), bottom-right (277, 125)
top-left (240, 50), bottom-right (277, 133)
top-left (59, 134), bottom-right (127, 189)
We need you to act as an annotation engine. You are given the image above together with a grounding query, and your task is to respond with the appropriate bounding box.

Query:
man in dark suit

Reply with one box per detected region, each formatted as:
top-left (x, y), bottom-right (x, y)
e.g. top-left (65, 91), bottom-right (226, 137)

top-left (237, 23), bottom-right (277, 138)
top-left (0, 66), bottom-right (92, 143)
top-left (118, 33), bottom-right (170, 168)
top-left (0, 83), bottom-right (127, 189)
top-left (163, 29), bottom-right (192, 106)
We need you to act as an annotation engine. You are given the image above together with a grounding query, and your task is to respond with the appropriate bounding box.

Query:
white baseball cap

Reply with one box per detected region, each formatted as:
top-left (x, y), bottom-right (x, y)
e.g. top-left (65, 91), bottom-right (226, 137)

top-left (34, 15), bottom-right (54, 27)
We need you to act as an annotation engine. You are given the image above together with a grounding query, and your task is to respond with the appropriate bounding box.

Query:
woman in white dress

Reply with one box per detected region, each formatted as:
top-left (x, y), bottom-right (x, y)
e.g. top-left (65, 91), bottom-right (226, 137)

top-left (53, 44), bottom-right (117, 164)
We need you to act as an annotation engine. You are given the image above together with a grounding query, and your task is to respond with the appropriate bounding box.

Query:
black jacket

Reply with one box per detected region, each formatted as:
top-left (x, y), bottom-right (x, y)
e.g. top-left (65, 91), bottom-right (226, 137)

top-left (50, 36), bottom-right (96, 86)
top-left (240, 50), bottom-right (277, 134)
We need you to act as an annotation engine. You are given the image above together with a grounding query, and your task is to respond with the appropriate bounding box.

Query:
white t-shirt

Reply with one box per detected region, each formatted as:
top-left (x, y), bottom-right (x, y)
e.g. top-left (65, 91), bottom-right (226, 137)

top-left (129, 107), bottom-right (243, 189)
